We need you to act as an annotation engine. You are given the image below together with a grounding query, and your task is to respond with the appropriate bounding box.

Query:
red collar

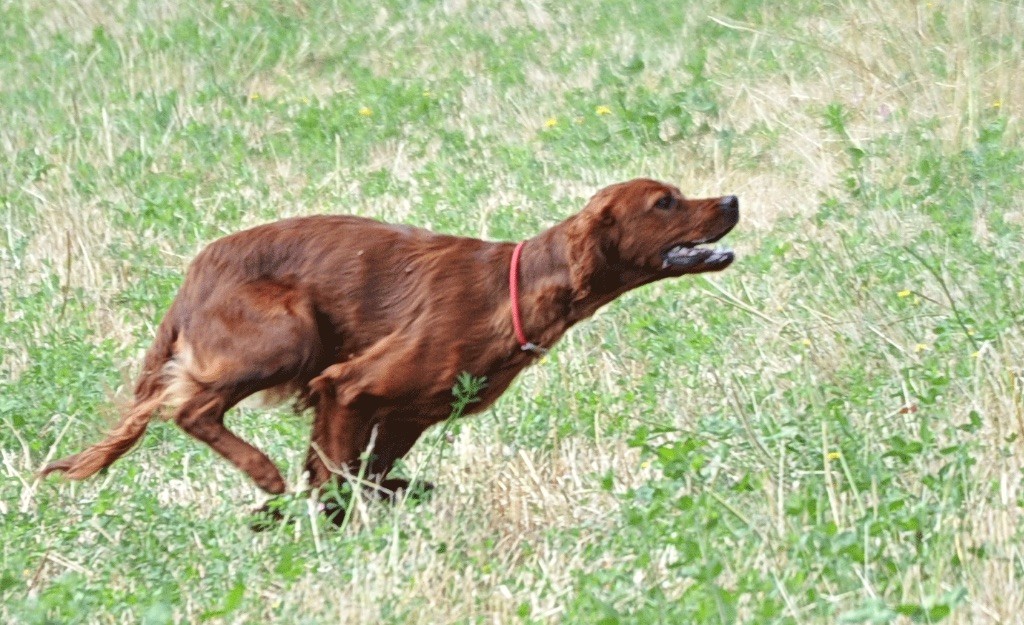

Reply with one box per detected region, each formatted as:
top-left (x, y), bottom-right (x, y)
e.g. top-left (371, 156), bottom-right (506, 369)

top-left (509, 241), bottom-right (548, 355)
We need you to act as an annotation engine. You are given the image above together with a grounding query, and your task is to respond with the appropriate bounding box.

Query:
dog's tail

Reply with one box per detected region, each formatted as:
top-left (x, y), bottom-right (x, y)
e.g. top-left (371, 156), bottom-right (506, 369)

top-left (41, 313), bottom-right (179, 481)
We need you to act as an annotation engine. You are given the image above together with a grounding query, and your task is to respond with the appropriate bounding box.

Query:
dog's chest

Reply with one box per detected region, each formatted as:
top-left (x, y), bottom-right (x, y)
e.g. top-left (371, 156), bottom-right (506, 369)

top-left (400, 349), bottom-right (536, 424)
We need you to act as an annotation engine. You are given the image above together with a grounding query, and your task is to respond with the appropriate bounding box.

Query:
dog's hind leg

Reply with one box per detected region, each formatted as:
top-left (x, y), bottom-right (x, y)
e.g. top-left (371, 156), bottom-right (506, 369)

top-left (173, 391), bottom-right (287, 494)
top-left (168, 279), bottom-right (327, 494)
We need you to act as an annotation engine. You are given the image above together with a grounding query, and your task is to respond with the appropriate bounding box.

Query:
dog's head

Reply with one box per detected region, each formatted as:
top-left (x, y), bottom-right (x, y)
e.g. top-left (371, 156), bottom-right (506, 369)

top-left (568, 178), bottom-right (739, 301)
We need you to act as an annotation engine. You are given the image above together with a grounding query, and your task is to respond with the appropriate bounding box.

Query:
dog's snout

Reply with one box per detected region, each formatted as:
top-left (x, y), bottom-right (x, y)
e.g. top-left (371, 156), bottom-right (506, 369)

top-left (718, 195), bottom-right (739, 223)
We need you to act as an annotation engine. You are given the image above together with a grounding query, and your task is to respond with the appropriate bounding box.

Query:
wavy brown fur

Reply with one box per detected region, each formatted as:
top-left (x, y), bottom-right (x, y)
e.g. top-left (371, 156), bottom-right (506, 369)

top-left (41, 313), bottom-right (178, 479)
top-left (42, 179), bottom-right (739, 503)
top-left (40, 391), bottom-right (166, 479)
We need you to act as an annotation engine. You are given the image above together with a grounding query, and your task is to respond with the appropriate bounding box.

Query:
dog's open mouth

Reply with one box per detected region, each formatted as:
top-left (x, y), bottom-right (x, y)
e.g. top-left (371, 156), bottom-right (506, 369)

top-left (661, 243), bottom-right (735, 270)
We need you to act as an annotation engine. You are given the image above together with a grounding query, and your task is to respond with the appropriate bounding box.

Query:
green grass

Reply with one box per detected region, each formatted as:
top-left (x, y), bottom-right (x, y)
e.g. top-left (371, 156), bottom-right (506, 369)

top-left (2, 0), bottom-right (1024, 623)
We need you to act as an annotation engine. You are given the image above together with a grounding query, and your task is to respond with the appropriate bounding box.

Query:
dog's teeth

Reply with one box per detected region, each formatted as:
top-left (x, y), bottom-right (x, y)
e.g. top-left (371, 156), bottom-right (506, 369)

top-left (664, 243), bottom-right (734, 268)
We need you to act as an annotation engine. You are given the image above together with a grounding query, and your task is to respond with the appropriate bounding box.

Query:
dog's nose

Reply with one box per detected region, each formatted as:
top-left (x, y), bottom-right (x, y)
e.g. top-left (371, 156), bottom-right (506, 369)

top-left (719, 195), bottom-right (739, 220)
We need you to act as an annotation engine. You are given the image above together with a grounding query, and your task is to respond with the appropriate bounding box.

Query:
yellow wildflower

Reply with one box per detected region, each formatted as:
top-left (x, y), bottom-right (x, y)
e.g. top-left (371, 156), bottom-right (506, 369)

top-left (897, 290), bottom-right (911, 298)
top-left (827, 451), bottom-right (841, 461)
top-left (801, 338), bottom-right (812, 346)
top-left (993, 100), bottom-right (1002, 109)
top-left (359, 106), bottom-right (373, 116)
top-left (595, 105), bottom-right (612, 116)
top-left (914, 343), bottom-right (929, 353)
top-left (544, 117), bottom-right (558, 128)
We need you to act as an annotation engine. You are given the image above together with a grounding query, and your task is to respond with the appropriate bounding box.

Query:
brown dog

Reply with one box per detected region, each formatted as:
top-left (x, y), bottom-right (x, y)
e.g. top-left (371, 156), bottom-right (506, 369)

top-left (42, 179), bottom-right (738, 502)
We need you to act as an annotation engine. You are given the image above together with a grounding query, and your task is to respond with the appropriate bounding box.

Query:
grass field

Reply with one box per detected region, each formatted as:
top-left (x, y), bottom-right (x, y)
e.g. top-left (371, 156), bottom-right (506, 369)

top-left (2, 0), bottom-right (1023, 623)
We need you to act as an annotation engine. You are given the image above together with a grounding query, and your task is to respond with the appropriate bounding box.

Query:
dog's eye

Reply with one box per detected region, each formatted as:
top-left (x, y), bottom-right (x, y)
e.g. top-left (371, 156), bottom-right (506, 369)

top-left (653, 195), bottom-right (675, 210)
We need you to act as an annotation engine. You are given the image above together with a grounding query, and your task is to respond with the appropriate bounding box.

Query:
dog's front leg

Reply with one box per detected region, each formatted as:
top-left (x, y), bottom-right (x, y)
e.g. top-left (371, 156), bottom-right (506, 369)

top-left (304, 364), bottom-right (367, 489)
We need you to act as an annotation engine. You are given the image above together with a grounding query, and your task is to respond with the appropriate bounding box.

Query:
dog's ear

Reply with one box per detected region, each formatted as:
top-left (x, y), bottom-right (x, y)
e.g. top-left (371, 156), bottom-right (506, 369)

top-left (567, 192), bottom-right (616, 301)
